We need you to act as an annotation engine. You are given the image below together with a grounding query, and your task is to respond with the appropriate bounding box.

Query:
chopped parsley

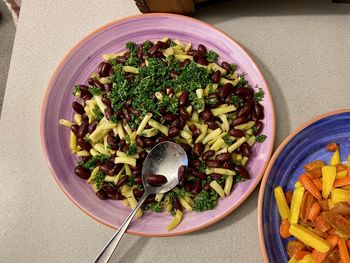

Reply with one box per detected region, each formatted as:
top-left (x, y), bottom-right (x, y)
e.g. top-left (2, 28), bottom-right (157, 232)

top-left (206, 50), bottom-right (218, 63)
top-left (171, 210), bottom-right (177, 216)
top-left (205, 94), bottom-right (218, 106)
top-left (126, 144), bottom-right (137, 156)
top-left (89, 86), bottom-right (103, 96)
top-left (238, 73), bottom-right (248, 86)
top-left (198, 162), bottom-right (206, 173)
top-left (82, 154), bottom-right (109, 170)
top-left (223, 135), bottom-right (234, 145)
top-left (256, 134), bottom-right (267, 143)
top-left (253, 87), bottom-right (265, 102)
top-left (72, 85), bottom-right (81, 96)
top-left (201, 176), bottom-right (212, 187)
top-left (93, 106), bottom-right (104, 121)
top-left (192, 190), bottom-right (219, 212)
top-left (231, 95), bottom-right (244, 108)
top-left (190, 93), bottom-right (204, 110)
top-left (144, 201), bottom-right (162, 212)
top-left (159, 95), bottom-right (179, 114)
top-left (91, 171), bottom-right (105, 190)
top-left (142, 40), bottom-right (152, 53)
top-left (126, 175), bottom-right (135, 187)
top-left (109, 115), bottom-right (118, 124)
top-left (230, 63), bottom-right (238, 72)
top-left (176, 188), bottom-right (186, 198)
top-left (125, 41), bottom-right (137, 53)
top-left (168, 191), bottom-right (176, 200)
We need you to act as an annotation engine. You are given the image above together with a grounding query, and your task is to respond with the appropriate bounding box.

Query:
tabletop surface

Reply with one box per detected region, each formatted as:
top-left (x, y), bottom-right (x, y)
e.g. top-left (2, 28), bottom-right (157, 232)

top-left (1, 1), bottom-right (349, 262)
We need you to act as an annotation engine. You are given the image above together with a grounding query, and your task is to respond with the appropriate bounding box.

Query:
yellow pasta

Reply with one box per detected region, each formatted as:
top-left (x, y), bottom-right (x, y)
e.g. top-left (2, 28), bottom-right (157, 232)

top-left (166, 210), bottom-right (183, 231)
top-left (114, 156), bottom-right (137, 167)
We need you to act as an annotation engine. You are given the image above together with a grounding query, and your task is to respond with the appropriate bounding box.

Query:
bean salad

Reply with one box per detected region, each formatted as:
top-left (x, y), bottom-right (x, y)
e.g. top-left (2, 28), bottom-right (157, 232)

top-left (59, 37), bottom-right (267, 230)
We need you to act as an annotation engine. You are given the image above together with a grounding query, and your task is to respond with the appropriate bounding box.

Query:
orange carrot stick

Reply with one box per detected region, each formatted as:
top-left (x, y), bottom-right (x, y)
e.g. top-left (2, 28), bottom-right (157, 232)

top-left (312, 235), bottom-right (338, 263)
top-left (299, 173), bottom-right (322, 200)
top-left (295, 251), bottom-right (310, 260)
top-left (308, 202), bottom-right (321, 222)
top-left (304, 160), bottom-right (325, 171)
top-left (312, 178), bottom-right (323, 192)
top-left (279, 219), bottom-right (291, 239)
top-left (347, 240), bottom-right (350, 250)
top-left (339, 238), bottom-right (350, 263)
top-left (285, 191), bottom-right (293, 206)
top-left (334, 176), bottom-right (350, 188)
top-left (315, 215), bottom-right (331, 232)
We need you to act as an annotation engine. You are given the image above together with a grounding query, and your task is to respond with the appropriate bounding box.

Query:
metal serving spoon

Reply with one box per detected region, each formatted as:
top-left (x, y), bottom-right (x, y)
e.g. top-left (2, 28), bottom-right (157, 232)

top-left (93, 141), bottom-right (188, 263)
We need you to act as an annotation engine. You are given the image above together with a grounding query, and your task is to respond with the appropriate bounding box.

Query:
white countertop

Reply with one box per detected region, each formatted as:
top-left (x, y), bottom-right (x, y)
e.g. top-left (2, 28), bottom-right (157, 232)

top-left (1, 1), bottom-right (349, 262)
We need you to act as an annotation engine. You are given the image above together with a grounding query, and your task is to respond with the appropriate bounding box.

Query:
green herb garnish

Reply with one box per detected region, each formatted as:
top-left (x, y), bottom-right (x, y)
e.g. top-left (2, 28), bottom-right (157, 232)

top-left (125, 41), bottom-right (137, 53)
top-left (91, 171), bottom-right (105, 190)
top-left (93, 106), bottom-right (104, 121)
top-left (127, 144), bottom-right (137, 156)
top-left (223, 135), bottom-right (234, 145)
top-left (231, 95), bottom-right (244, 108)
top-left (230, 63), bottom-right (238, 72)
top-left (82, 154), bottom-right (109, 170)
top-left (206, 50), bottom-right (218, 63)
top-left (192, 190), bottom-right (219, 212)
top-left (256, 134), bottom-right (267, 143)
top-left (253, 87), bottom-right (264, 102)
top-left (72, 85), bottom-right (81, 96)
top-left (89, 86), bottom-right (102, 96)
top-left (144, 202), bottom-right (162, 212)
top-left (198, 162), bottom-right (206, 173)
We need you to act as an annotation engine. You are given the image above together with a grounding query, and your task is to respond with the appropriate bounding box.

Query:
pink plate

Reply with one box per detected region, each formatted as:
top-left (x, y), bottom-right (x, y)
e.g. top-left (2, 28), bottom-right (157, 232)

top-left (41, 13), bottom-right (275, 236)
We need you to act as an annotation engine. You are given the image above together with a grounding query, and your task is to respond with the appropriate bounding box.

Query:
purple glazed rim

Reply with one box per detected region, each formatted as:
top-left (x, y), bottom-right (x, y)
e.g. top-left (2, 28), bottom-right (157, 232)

top-left (257, 108), bottom-right (350, 262)
top-left (40, 13), bottom-right (276, 237)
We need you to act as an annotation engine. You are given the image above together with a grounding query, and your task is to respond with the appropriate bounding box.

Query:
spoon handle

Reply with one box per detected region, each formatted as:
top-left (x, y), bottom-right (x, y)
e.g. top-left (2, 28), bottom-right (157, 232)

top-left (93, 193), bottom-right (148, 263)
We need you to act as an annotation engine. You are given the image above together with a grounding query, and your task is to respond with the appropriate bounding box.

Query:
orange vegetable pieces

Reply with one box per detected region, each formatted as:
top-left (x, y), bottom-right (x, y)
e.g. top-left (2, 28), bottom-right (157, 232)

top-left (300, 191), bottom-right (316, 222)
top-left (327, 235), bottom-right (340, 248)
top-left (331, 202), bottom-right (350, 216)
top-left (308, 202), bottom-right (321, 222)
top-left (295, 250), bottom-right (310, 260)
top-left (347, 240), bottom-right (350, 250)
top-left (312, 178), bottom-right (323, 192)
top-left (318, 199), bottom-right (330, 211)
top-left (285, 191), bottom-right (293, 206)
top-left (312, 235), bottom-right (339, 263)
top-left (315, 215), bottom-right (332, 232)
top-left (307, 167), bottom-right (323, 178)
top-left (326, 143), bottom-right (338, 152)
top-left (336, 163), bottom-right (348, 172)
top-left (339, 238), bottom-right (350, 263)
top-left (322, 211), bottom-right (350, 236)
top-left (324, 249), bottom-right (340, 263)
top-left (334, 176), bottom-right (350, 188)
top-left (279, 219), bottom-right (291, 239)
top-left (287, 240), bottom-right (306, 258)
top-left (312, 227), bottom-right (328, 239)
top-left (299, 174), bottom-right (322, 200)
top-left (304, 160), bottom-right (325, 172)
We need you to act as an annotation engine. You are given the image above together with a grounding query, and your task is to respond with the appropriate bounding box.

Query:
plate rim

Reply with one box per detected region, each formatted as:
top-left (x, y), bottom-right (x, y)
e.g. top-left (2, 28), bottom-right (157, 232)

top-left (257, 108), bottom-right (350, 262)
top-left (40, 13), bottom-right (276, 237)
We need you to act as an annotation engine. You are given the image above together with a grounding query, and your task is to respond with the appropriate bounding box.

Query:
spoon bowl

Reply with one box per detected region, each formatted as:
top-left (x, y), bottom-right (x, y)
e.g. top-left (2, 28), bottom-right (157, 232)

top-left (142, 141), bottom-right (188, 195)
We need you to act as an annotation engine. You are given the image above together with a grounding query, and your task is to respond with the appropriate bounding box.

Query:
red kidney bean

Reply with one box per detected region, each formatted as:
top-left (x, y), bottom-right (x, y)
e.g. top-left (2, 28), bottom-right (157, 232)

top-left (223, 161), bottom-right (233, 170)
top-left (210, 173), bottom-right (222, 180)
top-left (108, 67), bottom-right (114, 76)
top-left (178, 91), bottom-right (189, 106)
top-left (159, 106), bottom-right (167, 115)
top-left (197, 58), bottom-right (208, 66)
top-left (147, 174), bottom-right (168, 186)
top-left (229, 128), bottom-right (245, 137)
top-left (71, 124), bottom-right (79, 135)
top-left (218, 83), bottom-right (233, 99)
top-left (234, 87), bottom-right (254, 98)
top-left (224, 94), bottom-right (233, 105)
top-left (241, 142), bottom-right (251, 157)
top-left (179, 117), bottom-right (187, 129)
top-left (170, 118), bottom-right (180, 128)
top-left (202, 150), bottom-right (215, 160)
top-left (170, 71), bottom-right (178, 79)
top-left (135, 135), bottom-right (145, 148)
top-left (221, 61), bottom-right (231, 72)
top-left (200, 109), bottom-right (213, 121)
top-left (206, 93), bottom-right (220, 108)
top-left (77, 138), bottom-right (92, 151)
top-left (231, 116), bottom-right (248, 126)
top-left (254, 102), bottom-right (264, 120)
top-left (144, 138), bottom-right (155, 148)
top-left (99, 164), bottom-right (110, 174)
top-left (166, 87), bottom-right (174, 96)
top-left (205, 121), bottom-right (219, 130)
top-left (178, 165), bottom-right (186, 184)
top-left (180, 143), bottom-right (192, 156)
top-left (88, 120), bottom-right (98, 133)
top-left (253, 121), bottom-right (263, 135)
top-left (192, 171), bottom-right (207, 180)
top-left (133, 188), bottom-right (144, 198)
top-left (149, 43), bottom-right (160, 55)
top-left (134, 176), bottom-right (142, 185)
top-left (211, 70), bottom-right (221, 83)
top-left (184, 182), bottom-right (192, 192)
top-left (173, 197), bottom-right (183, 211)
top-left (104, 107), bottom-right (113, 120)
top-left (122, 107), bottom-right (131, 121)
top-left (203, 184), bottom-right (211, 191)
top-left (72, 101), bottom-right (85, 115)
top-left (81, 156), bottom-right (91, 162)
top-left (114, 56), bottom-right (125, 64)
top-left (107, 134), bottom-right (117, 146)
top-left (87, 78), bottom-right (95, 86)
top-left (91, 79), bottom-right (104, 89)
top-left (74, 165), bottom-right (90, 179)
top-left (180, 107), bottom-right (189, 120)
top-left (77, 122), bottom-right (89, 138)
top-left (163, 114), bottom-right (177, 123)
top-left (198, 44), bottom-right (207, 54)
top-left (78, 85), bottom-right (89, 92)
top-left (137, 49), bottom-right (143, 59)
top-left (132, 169), bottom-right (141, 178)
top-left (81, 115), bottom-right (89, 124)
top-left (192, 160), bottom-right (202, 168)
top-left (206, 160), bottom-right (221, 168)
top-left (116, 176), bottom-right (128, 187)
top-left (155, 136), bottom-right (168, 144)
top-left (189, 124), bottom-right (201, 137)
top-left (182, 58), bottom-right (191, 66)
top-left (102, 96), bottom-right (112, 107)
top-left (109, 191), bottom-right (124, 200)
top-left (191, 180), bottom-right (202, 194)
top-left (144, 194), bottom-right (156, 205)
top-left (193, 143), bottom-right (204, 157)
top-left (96, 189), bottom-right (108, 200)
top-left (237, 104), bottom-right (253, 117)
top-left (124, 73), bottom-right (134, 81)
top-left (187, 49), bottom-right (197, 56)
top-left (215, 153), bottom-right (232, 162)
top-left (168, 126), bottom-right (180, 138)
top-left (235, 165), bottom-right (250, 179)
top-left (97, 62), bottom-right (111, 77)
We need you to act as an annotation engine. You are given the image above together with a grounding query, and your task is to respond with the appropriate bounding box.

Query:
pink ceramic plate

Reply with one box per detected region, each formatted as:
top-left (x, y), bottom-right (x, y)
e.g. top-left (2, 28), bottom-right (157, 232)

top-left (41, 13), bottom-right (275, 236)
